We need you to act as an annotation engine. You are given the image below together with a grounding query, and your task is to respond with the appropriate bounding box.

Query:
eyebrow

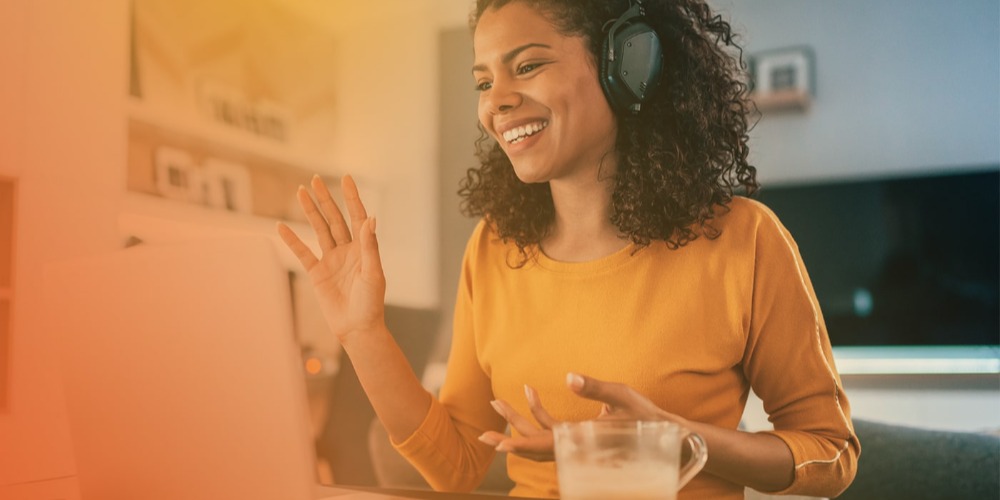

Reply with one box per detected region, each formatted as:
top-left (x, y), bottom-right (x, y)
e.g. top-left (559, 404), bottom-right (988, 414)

top-left (471, 43), bottom-right (552, 73)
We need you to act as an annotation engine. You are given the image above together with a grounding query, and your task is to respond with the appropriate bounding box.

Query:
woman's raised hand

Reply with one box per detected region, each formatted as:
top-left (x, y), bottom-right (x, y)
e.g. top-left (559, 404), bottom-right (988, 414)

top-left (276, 175), bottom-right (386, 343)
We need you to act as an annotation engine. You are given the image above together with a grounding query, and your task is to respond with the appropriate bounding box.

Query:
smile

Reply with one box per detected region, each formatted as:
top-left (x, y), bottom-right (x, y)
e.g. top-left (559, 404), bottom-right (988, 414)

top-left (501, 121), bottom-right (549, 144)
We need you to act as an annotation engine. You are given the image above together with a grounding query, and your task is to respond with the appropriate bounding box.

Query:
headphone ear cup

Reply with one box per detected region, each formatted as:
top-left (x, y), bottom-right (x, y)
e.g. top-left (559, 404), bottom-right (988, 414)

top-left (600, 14), bottom-right (664, 115)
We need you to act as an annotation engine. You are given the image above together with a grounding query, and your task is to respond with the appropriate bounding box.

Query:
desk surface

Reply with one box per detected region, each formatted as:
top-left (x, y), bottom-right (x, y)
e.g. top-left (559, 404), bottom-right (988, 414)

top-left (0, 476), bottom-right (528, 500)
top-left (318, 484), bottom-right (530, 500)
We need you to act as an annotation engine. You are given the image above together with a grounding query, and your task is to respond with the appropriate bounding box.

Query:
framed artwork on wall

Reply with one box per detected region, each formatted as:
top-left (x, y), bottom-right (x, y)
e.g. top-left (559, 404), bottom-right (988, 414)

top-left (130, 0), bottom-right (338, 156)
top-left (127, 0), bottom-right (346, 226)
top-left (748, 46), bottom-right (815, 112)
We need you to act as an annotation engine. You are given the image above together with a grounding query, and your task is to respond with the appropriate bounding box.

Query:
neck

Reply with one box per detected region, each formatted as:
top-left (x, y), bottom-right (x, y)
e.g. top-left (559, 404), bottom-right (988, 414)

top-left (541, 172), bottom-right (629, 263)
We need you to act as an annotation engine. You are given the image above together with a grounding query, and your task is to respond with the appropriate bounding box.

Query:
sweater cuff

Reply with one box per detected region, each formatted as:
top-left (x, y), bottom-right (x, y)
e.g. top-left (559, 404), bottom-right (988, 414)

top-left (759, 429), bottom-right (857, 499)
top-left (389, 398), bottom-right (491, 492)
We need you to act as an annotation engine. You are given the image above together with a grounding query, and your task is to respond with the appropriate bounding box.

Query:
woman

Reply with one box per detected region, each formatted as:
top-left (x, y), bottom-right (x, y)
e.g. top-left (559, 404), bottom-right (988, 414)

top-left (277, 0), bottom-right (859, 498)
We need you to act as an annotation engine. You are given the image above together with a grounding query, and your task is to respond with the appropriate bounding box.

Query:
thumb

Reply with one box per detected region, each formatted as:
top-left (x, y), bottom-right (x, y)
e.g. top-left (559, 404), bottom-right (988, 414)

top-left (566, 372), bottom-right (632, 408)
top-left (360, 217), bottom-right (384, 282)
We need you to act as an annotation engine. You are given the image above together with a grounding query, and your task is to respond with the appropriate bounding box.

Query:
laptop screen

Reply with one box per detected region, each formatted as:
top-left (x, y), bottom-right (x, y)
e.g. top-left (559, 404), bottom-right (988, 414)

top-left (48, 236), bottom-right (319, 500)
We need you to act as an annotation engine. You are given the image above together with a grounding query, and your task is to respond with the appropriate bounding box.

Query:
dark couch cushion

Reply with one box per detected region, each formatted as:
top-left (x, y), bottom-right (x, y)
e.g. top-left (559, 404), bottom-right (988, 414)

top-left (837, 418), bottom-right (1000, 499)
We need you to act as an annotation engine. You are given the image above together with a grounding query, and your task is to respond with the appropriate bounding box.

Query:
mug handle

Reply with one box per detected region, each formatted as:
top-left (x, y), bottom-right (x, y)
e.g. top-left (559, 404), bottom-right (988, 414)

top-left (678, 431), bottom-right (708, 489)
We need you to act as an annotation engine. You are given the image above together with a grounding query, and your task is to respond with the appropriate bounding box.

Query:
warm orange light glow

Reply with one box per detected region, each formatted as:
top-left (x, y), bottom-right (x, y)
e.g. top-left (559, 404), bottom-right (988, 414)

top-left (304, 357), bottom-right (323, 375)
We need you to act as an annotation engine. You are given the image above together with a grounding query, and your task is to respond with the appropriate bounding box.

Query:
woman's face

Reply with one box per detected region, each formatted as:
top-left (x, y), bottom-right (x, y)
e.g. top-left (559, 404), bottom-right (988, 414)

top-left (473, 1), bottom-right (617, 185)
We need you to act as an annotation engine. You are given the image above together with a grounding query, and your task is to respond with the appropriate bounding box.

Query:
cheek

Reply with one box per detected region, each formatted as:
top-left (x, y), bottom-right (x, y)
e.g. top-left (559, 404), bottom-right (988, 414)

top-left (575, 80), bottom-right (616, 131)
top-left (477, 98), bottom-right (493, 135)
top-left (579, 77), bottom-right (610, 113)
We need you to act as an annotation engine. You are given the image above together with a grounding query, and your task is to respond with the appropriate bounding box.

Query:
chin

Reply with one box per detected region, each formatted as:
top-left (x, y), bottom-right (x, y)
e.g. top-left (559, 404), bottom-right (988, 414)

top-left (510, 167), bottom-right (550, 185)
top-left (508, 158), bottom-right (554, 185)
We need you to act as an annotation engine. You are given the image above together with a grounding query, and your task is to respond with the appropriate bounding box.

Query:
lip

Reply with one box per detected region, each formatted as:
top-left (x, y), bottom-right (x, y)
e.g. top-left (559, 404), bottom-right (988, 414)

top-left (503, 126), bottom-right (545, 154)
top-left (494, 117), bottom-right (549, 154)
top-left (494, 117), bottom-right (549, 138)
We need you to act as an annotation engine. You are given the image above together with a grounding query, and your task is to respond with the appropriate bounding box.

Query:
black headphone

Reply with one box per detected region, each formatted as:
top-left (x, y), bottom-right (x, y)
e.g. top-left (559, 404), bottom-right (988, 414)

top-left (599, 0), bottom-right (664, 115)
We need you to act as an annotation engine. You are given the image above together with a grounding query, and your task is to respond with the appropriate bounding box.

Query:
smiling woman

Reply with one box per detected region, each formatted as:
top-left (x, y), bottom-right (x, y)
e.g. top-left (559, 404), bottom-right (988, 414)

top-left (278, 1), bottom-right (859, 499)
top-left (460, 0), bottom-right (758, 264)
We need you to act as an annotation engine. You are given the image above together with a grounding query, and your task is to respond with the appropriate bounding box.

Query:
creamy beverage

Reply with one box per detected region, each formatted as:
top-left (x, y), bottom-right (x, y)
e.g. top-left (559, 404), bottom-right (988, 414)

top-left (557, 462), bottom-right (679, 500)
top-left (553, 420), bottom-right (706, 500)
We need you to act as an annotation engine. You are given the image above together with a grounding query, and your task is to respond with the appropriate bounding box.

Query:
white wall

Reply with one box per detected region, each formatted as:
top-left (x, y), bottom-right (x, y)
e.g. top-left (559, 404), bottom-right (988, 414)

top-left (324, 0), bottom-right (475, 309)
top-left (328, 0), bottom-right (444, 309)
top-left (710, 0), bottom-right (1000, 185)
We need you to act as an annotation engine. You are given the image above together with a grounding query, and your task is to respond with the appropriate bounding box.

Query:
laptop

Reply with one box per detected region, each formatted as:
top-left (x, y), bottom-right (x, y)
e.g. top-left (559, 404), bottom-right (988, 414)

top-left (47, 236), bottom-right (412, 500)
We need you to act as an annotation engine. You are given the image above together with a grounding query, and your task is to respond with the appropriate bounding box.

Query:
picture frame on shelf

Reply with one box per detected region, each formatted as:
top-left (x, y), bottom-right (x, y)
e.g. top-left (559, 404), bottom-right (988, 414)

top-left (153, 146), bottom-right (203, 204)
top-left (748, 46), bottom-right (815, 112)
top-left (203, 158), bottom-right (254, 214)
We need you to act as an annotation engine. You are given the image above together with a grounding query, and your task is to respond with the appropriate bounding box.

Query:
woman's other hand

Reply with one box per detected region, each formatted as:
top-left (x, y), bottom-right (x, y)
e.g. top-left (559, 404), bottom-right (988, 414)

top-left (478, 373), bottom-right (684, 462)
top-left (277, 174), bottom-right (386, 343)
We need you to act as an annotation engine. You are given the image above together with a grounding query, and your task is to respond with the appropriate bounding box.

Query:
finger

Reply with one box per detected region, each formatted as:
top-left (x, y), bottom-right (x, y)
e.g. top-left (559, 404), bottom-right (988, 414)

top-left (494, 432), bottom-right (555, 462)
top-left (311, 175), bottom-right (352, 246)
top-left (523, 385), bottom-right (558, 430)
top-left (341, 175), bottom-right (369, 240)
top-left (598, 403), bottom-right (613, 418)
top-left (566, 372), bottom-right (635, 409)
top-left (490, 400), bottom-right (542, 437)
top-left (276, 222), bottom-right (319, 270)
top-left (359, 217), bottom-right (385, 283)
top-left (297, 185), bottom-right (337, 253)
top-left (478, 431), bottom-right (506, 447)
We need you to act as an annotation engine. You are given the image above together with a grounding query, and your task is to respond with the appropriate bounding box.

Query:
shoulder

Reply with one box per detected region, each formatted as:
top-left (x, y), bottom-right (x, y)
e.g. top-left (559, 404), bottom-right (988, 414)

top-left (465, 218), bottom-right (500, 253)
top-left (716, 196), bottom-right (809, 275)
top-left (462, 218), bottom-right (514, 266)
top-left (713, 196), bottom-right (792, 242)
top-left (696, 197), bottom-right (802, 264)
top-left (715, 196), bottom-right (779, 230)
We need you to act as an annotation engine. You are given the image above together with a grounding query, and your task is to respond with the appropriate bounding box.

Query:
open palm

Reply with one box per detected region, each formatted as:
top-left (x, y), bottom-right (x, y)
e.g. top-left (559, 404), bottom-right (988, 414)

top-left (277, 175), bottom-right (386, 342)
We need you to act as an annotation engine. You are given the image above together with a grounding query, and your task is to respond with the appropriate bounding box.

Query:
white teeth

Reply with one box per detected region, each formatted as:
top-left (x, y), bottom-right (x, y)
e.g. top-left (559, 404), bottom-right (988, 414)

top-left (502, 121), bottom-right (548, 144)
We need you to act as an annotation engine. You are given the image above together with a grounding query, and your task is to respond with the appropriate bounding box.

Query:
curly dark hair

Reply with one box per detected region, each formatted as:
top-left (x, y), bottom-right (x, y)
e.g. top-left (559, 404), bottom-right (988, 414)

top-left (459, 0), bottom-right (759, 262)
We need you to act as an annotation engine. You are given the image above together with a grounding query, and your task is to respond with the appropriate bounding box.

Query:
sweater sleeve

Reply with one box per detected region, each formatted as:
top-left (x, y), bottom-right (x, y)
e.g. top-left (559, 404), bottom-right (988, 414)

top-left (392, 221), bottom-right (507, 492)
top-left (741, 202), bottom-right (861, 498)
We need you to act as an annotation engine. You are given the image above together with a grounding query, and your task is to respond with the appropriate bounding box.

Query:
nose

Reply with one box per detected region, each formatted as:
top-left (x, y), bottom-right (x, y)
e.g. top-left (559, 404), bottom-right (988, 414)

top-left (485, 76), bottom-right (522, 115)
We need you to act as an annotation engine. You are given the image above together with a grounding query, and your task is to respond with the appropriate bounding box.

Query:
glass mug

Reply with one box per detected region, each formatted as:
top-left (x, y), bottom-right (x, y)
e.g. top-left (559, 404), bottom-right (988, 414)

top-left (553, 420), bottom-right (708, 500)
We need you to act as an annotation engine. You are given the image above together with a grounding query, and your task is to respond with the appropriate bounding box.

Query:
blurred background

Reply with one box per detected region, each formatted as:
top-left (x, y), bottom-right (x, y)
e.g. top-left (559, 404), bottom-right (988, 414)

top-left (0, 0), bottom-right (997, 496)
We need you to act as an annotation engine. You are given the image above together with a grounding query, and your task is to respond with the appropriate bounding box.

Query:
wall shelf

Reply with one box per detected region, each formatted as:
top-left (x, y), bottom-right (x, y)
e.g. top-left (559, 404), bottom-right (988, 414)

top-left (127, 97), bottom-right (336, 173)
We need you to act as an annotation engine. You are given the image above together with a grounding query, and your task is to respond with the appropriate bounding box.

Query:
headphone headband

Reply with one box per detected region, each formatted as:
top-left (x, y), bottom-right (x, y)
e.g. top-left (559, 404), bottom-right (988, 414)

top-left (605, 1), bottom-right (645, 62)
top-left (599, 0), bottom-right (664, 115)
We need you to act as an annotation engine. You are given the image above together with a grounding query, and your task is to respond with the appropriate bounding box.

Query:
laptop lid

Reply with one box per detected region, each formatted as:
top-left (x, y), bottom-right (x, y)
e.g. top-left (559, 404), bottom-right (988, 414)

top-left (47, 236), bottom-right (321, 500)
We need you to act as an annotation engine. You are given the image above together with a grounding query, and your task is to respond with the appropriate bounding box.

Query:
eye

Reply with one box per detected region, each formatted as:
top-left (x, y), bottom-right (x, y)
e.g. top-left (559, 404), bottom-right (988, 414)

top-left (475, 80), bottom-right (493, 92)
top-left (517, 63), bottom-right (542, 75)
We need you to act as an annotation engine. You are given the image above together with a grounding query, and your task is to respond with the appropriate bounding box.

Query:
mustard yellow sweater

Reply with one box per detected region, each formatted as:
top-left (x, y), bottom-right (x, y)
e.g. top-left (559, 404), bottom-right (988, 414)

top-left (395, 197), bottom-right (859, 499)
